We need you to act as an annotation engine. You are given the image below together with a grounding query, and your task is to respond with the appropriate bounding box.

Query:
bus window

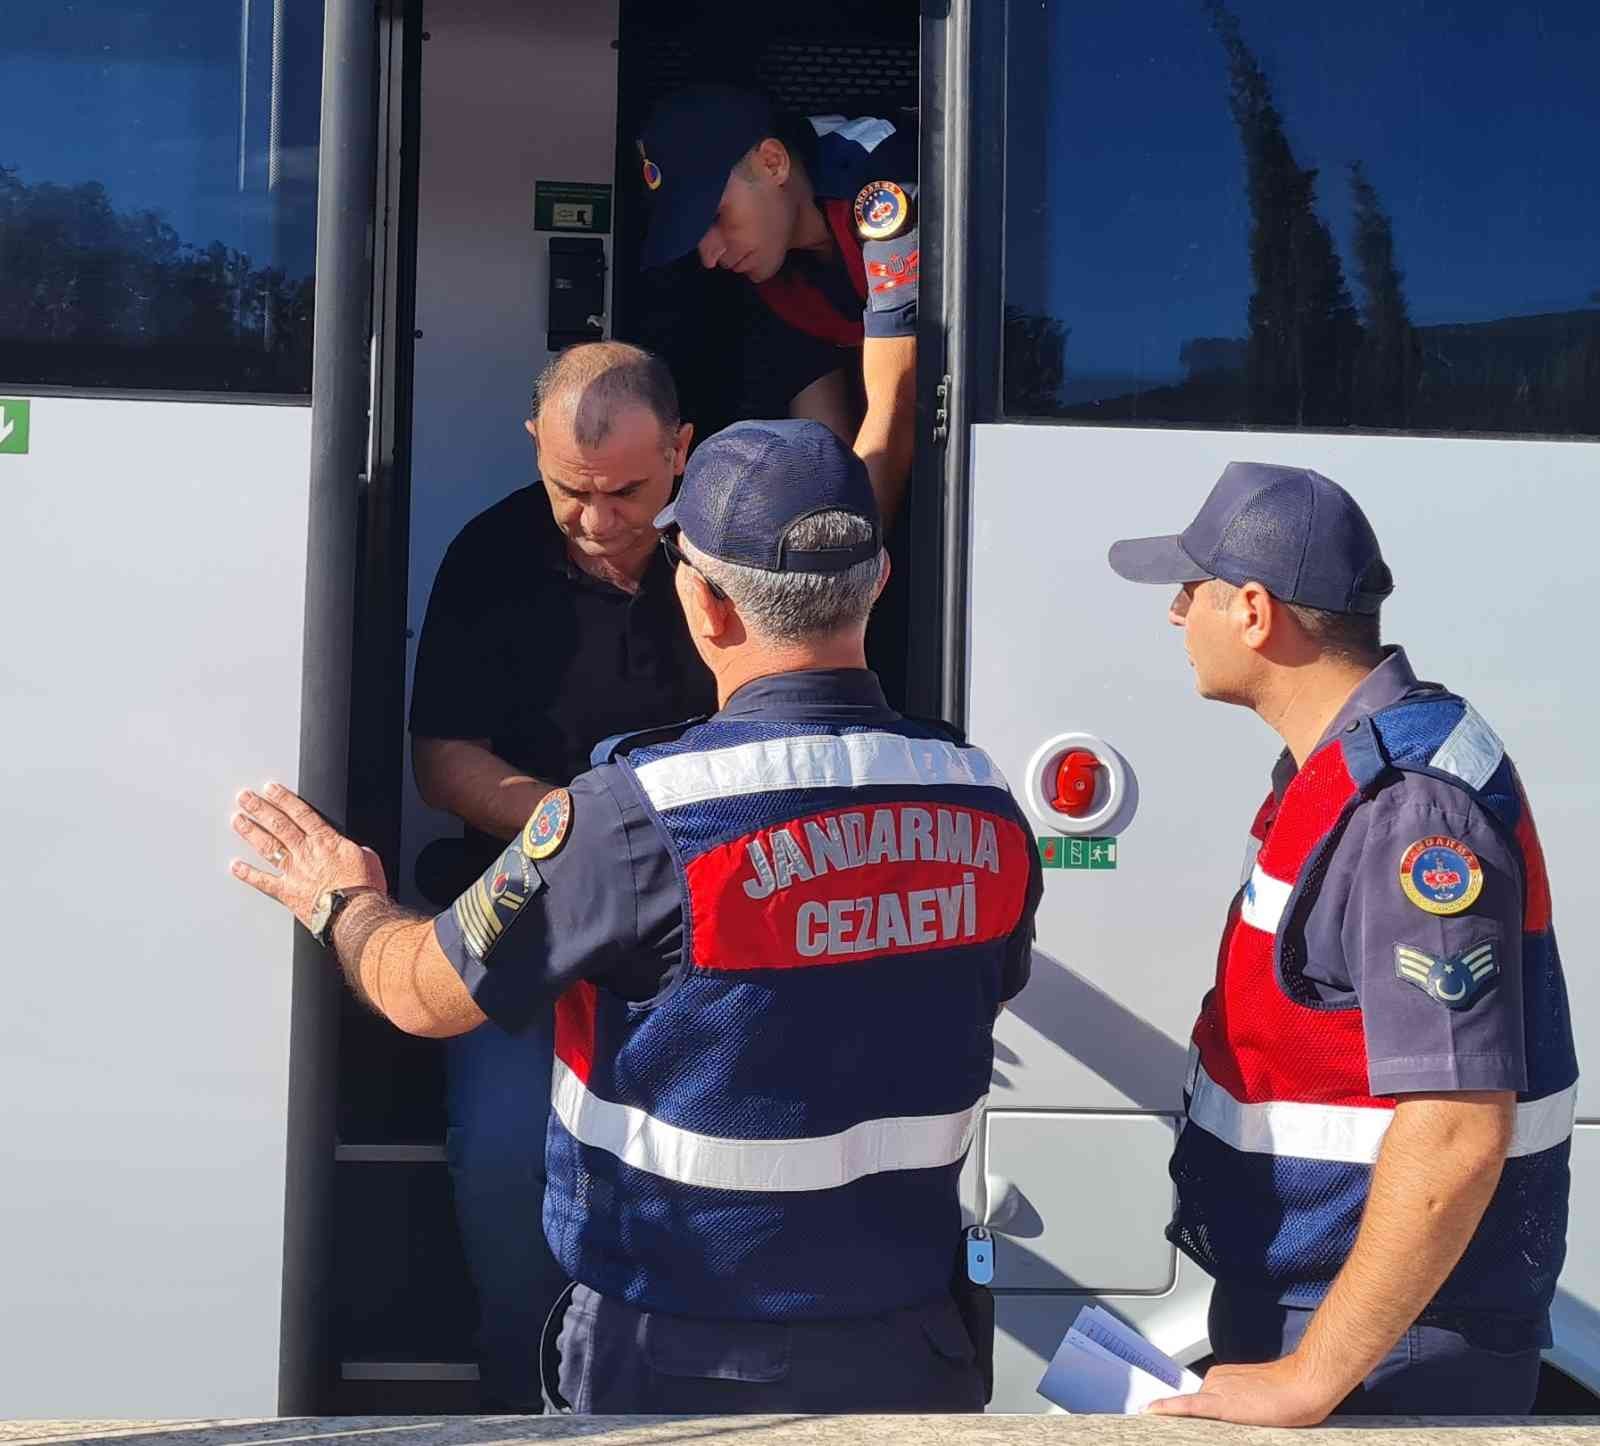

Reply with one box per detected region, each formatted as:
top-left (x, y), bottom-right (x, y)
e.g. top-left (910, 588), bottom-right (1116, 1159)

top-left (0, 2), bottom-right (324, 396)
top-left (1000, 0), bottom-right (1600, 438)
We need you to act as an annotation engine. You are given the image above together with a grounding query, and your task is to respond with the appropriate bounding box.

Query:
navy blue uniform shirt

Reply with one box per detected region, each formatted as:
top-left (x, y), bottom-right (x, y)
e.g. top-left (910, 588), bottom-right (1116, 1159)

top-left (435, 668), bottom-right (1039, 1032)
top-left (1263, 648), bottom-right (1526, 1095)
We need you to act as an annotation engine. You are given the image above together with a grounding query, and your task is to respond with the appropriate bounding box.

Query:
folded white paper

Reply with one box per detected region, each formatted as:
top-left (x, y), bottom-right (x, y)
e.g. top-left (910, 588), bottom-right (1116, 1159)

top-left (1037, 1306), bottom-right (1203, 1414)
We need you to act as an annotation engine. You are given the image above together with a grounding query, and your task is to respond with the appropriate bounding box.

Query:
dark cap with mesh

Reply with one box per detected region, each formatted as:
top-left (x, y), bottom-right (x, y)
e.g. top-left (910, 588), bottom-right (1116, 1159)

top-left (654, 419), bottom-right (881, 574)
top-left (1107, 461), bottom-right (1394, 615)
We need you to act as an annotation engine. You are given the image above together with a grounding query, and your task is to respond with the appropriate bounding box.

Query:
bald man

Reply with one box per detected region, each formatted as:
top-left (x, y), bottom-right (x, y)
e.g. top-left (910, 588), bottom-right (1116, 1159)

top-left (408, 341), bottom-right (716, 1409)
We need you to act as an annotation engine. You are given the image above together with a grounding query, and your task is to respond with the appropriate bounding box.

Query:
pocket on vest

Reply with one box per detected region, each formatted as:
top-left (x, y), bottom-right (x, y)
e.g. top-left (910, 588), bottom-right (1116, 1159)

top-left (643, 1315), bottom-right (791, 1382)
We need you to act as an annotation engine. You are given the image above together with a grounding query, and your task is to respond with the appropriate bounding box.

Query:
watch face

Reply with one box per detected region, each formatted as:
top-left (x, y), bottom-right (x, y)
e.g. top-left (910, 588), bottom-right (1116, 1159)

top-left (309, 890), bottom-right (336, 939)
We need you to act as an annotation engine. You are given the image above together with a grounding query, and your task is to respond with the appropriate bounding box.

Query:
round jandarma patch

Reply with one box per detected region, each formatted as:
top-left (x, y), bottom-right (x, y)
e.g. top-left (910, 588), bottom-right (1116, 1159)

top-left (853, 180), bottom-right (911, 241)
top-left (1398, 834), bottom-right (1483, 915)
top-left (521, 787), bottom-right (573, 861)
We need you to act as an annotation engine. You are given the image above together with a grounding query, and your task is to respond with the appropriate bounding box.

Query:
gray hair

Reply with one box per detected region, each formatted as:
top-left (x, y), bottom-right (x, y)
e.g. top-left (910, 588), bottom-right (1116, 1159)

top-left (683, 510), bottom-right (883, 644)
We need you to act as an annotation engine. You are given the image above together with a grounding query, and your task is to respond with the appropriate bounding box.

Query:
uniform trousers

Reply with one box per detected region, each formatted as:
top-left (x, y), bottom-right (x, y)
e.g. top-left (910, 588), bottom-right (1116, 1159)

top-left (1209, 1281), bottom-right (1543, 1415)
top-left (554, 1283), bottom-right (987, 1414)
top-left (444, 1015), bottom-right (568, 1411)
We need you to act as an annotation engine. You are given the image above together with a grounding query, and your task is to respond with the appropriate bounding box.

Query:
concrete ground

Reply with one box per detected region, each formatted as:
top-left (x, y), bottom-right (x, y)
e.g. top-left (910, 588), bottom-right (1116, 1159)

top-left (4, 1418), bottom-right (1600, 1446)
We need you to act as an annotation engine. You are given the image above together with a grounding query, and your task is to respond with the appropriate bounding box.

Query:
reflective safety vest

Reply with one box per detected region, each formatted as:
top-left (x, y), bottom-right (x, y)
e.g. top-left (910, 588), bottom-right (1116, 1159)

top-left (1170, 692), bottom-right (1577, 1328)
top-left (543, 717), bottom-right (1034, 1320)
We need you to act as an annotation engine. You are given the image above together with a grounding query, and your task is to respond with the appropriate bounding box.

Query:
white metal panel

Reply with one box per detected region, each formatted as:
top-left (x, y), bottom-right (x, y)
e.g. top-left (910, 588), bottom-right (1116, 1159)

top-left (0, 395), bottom-right (311, 1415)
top-left (969, 423), bottom-right (1600, 1114)
top-left (985, 1112), bottom-right (1177, 1291)
top-left (401, 0), bottom-right (621, 900)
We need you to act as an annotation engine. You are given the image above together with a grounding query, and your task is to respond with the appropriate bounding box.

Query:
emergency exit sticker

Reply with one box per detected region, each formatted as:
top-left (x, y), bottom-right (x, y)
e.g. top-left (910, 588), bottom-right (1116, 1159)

top-left (0, 399), bottom-right (29, 455)
top-left (535, 181), bottom-right (613, 234)
top-left (1037, 836), bottom-right (1117, 870)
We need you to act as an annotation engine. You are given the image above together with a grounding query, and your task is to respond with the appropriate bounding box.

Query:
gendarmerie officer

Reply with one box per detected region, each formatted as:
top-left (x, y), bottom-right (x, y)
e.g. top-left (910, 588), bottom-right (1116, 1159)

top-left (1109, 463), bottom-right (1575, 1424)
top-left (637, 87), bottom-right (919, 525)
top-left (231, 419), bottom-right (1042, 1413)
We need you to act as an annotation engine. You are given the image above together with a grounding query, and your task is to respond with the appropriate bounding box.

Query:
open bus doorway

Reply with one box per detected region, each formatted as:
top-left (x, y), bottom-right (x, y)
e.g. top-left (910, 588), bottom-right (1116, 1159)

top-left (331, 0), bottom-right (930, 1412)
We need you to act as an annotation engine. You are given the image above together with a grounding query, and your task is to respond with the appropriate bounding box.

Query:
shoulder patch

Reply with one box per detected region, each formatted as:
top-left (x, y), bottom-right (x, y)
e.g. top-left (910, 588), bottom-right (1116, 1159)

top-left (522, 787), bottom-right (573, 861)
top-left (453, 843), bottom-right (539, 963)
top-left (1394, 940), bottom-right (1500, 1010)
top-left (854, 180), bottom-right (912, 241)
top-left (1398, 834), bottom-right (1484, 915)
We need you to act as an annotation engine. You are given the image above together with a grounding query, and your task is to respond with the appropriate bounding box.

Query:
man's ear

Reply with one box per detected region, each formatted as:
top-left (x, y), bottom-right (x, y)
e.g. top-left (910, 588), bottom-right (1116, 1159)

top-left (674, 558), bottom-right (727, 642)
top-left (672, 422), bottom-right (694, 475)
top-left (1237, 580), bottom-right (1275, 653)
top-left (756, 137), bottom-right (791, 185)
top-left (872, 550), bottom-right (892, 602)
top-left (523, 419), bottom-right (538, 443)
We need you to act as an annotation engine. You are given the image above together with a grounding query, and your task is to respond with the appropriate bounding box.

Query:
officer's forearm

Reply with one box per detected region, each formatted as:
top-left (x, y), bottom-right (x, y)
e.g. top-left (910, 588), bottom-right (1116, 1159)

top-left (1289, 1092), bottom-right (1513, 1400)
top-left (857, 335), bottom-right (916, 526)
top-left (333, 892), bottom-right (487, 1037)
top-left (413, 736), bottom-right (555, 839)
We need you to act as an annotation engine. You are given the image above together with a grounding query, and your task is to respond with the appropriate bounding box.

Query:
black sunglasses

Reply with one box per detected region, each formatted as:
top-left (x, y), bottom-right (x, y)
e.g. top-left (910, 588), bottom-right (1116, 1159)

top-left (659, 532), bottom-right (727, 600)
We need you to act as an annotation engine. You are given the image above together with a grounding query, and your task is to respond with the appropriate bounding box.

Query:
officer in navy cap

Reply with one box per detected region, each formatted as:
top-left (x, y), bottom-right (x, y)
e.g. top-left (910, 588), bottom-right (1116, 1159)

top-left (1109, 463), bottom-right (1575, 1423)
top-left (637, 86), bottom-right (920, 527)
top-left (230, 418), bottom-right (1042, 1413)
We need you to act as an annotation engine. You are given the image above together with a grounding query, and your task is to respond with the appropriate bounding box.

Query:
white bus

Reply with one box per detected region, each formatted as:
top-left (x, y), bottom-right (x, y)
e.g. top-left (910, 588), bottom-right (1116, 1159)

top-left (3, 0), bottom-right (1596, 1417)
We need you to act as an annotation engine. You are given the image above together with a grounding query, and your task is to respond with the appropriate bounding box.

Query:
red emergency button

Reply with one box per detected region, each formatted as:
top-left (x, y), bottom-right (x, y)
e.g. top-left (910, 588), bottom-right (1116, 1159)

top-left (1051, 749), bottom-right (1103, 817)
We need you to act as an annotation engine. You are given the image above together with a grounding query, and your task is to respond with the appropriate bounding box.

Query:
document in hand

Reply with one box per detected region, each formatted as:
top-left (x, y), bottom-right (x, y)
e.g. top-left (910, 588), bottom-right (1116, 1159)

top-left (1036, 1305), bottom-right (1204, 1413)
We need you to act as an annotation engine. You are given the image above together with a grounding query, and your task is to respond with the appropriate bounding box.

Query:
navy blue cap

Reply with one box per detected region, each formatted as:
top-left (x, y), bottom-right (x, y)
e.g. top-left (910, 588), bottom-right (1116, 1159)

top-left (1108, 462), bottom-right (1394, 614)
top-left (654, 419), bottom-right (881, 573)
top-left (637, 86), bottom-right (776, 270)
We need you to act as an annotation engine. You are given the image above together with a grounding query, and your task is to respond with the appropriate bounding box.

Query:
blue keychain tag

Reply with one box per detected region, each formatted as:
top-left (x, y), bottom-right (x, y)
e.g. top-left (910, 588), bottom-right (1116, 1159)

top-left (965, 1226), bottom-right (994, 1285)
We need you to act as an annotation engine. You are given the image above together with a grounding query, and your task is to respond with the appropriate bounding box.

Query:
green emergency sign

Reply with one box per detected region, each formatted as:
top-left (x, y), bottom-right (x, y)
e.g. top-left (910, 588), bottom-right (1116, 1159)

top-left (0, 399), bottom-right (29, 455)
top-left (1037, 835), bottom-right (1118, 870)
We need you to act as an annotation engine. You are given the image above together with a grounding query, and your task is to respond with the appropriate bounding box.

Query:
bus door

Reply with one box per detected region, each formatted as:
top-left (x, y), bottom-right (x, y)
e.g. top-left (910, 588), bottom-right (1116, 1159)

top-left (337, 0), bottom-right (937, 1410)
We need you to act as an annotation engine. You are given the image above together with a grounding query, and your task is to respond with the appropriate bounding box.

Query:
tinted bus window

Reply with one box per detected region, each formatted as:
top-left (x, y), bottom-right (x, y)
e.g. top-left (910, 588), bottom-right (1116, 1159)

top-left (0, 2), bottom-right (324, 396)
top-left (1003, 2), bottom-right (1600, 437)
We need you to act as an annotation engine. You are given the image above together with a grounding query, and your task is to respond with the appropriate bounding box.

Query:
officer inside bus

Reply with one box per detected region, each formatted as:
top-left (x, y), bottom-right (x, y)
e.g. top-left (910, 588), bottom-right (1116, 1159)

top-left (636, 86), bottom-right (919, 527)
top-left (1109, 463), bottom-right (1575, 1423)
top-left (231, 419), bottom-right (1042, 1414)
top-left (408, 341), bottom-right (715, 1409)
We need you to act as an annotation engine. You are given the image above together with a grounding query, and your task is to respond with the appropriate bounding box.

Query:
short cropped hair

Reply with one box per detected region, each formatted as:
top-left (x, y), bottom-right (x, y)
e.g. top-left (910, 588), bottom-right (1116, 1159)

top-left (530, 341), bottom-right (679, 448)
top-left (684, 512), bottom-right (883, 644)
top-left (1208, 580), bottom-right (1382, 663)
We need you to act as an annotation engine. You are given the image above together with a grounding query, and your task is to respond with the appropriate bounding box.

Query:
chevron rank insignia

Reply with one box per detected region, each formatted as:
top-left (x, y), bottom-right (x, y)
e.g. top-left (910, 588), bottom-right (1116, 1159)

top-left (1394, 940), bottom-right (1500, 1010)
top-left (453, 844), bottom-right (538, 963)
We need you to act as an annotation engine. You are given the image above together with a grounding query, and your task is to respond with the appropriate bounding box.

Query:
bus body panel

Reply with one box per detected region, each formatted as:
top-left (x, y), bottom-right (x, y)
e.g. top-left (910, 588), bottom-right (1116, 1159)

top-left (0, 396), bottom-right (313, 1416)
top-left (965, 420), bottom-right (1598, 1409)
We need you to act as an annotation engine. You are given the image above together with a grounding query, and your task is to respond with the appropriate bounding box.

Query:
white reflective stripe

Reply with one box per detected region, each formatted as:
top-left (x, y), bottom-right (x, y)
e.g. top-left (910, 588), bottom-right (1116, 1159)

top-left (551, 1057), bottom-right (984, 1193)
top-left (1238, 863), bottom-right (1292, 935)
top-left (1430, 702), bottom-right (1505, 790)
top-left (1189, 1062), bottom-right (1577, 1165)
top-left (807, 114), bottom-right (896, 153)
top-left (633, 731), bottom-right (1006, 812)
top-left (1508, 1084), bottom-right (1580, 1160)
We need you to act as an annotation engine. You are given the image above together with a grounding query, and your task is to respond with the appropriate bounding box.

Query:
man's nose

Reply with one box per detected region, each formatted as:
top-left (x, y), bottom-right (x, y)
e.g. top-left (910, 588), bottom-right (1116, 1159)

top-left (696, 227), bottom-right (727, 269)
top-left (584, 497), bottom-right (615, 532)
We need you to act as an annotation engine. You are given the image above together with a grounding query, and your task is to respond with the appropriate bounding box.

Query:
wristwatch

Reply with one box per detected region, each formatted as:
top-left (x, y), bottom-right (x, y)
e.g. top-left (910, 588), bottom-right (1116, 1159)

top-left (309, 886), bottom-right (378, 949)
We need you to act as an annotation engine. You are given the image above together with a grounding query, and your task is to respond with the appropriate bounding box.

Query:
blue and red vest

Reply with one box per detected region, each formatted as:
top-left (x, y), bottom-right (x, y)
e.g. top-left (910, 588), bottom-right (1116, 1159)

top-left (1170, 692), bottom-right (1576, 1332)
top-left (542, 716), bottom-right (1033, 1320)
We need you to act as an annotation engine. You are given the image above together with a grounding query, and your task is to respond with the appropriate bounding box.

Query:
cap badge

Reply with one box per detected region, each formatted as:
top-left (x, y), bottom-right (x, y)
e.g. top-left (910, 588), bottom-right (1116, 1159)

top-left (637, 138), bottom-right (662, 191)
top-left (522, 787), bottom-right (573, 861)
top-left (853, 180), bottom-right (910, 241)
top-left (1398, 834), bottom-right (1484, 916)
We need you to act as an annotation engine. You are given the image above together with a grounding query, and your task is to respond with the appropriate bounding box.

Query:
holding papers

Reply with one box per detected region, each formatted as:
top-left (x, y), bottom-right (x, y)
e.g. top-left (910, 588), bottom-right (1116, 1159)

top-left (1037, 1305), bottom-right (1204, 1413)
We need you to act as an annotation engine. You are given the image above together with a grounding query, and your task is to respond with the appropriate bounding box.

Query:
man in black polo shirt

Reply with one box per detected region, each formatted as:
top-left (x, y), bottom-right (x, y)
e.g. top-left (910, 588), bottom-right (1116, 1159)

top-left (409, 341), bottom-right (715, 1410)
